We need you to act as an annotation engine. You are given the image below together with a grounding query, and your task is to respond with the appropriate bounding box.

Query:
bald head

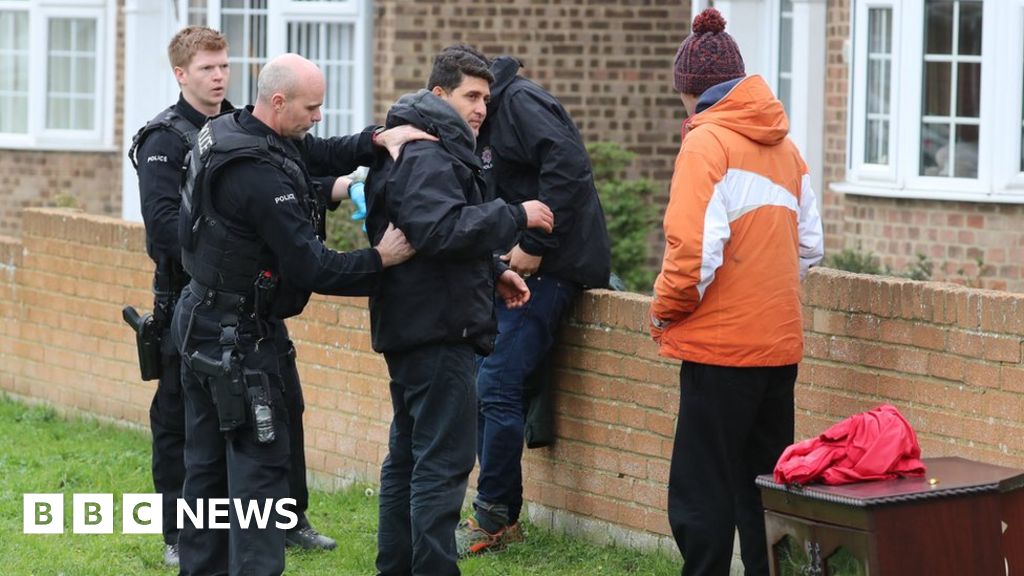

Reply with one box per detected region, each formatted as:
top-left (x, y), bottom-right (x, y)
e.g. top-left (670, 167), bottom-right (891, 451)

top-left (257, 53), bottom-right (323, 103)
top-left (252, 53), bottom-right (326, 139)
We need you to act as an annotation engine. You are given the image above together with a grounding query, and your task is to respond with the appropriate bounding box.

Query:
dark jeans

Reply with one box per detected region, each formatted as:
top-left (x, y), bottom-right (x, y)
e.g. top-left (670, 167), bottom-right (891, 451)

top-left (173, 289), bottom-right (292, 576)
top-left (474, 275), bottom-right (579, 528)
top-left (376, 343), bottom-right (477, 576)
top-left (668, 361), bottom-right (796, 576)
top-left (150, 328), bottom-right (185, 546)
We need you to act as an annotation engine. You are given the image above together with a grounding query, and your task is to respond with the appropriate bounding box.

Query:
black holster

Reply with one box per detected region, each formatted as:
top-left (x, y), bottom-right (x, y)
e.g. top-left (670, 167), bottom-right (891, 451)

top-left (189, 348), bottom-right (247, 432)
top-left (122, 306), bottom-right (162, 381)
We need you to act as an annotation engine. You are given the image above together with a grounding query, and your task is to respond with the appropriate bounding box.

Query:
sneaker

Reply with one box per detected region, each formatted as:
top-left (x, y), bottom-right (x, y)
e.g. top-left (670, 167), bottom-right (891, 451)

top-left (455, 517), bottom-right (524, 558)
top-left (163, 543), bottom-right (179, 567)
top-left (285, 520), bottom-right (337, 550)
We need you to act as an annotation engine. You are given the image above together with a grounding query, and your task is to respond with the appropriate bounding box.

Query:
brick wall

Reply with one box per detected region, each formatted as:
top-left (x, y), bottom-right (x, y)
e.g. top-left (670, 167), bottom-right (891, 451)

top-left (801, 267), bottom-right (1024, 466)
top-left (822, 0), bottom-right (850, 254)
top-left (3, 210), bottom-right (1024, 554)
top-left (372, 0), bottom-right (689, 187)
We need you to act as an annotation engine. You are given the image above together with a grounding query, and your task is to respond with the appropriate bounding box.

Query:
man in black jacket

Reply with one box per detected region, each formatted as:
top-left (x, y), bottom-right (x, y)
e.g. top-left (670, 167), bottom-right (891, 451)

top-left (170, 53), bottom-right (418, 576)
top-left (448, 46), bottom-right (612, 556)
top-left (363, 49), bottom-right (553, 576)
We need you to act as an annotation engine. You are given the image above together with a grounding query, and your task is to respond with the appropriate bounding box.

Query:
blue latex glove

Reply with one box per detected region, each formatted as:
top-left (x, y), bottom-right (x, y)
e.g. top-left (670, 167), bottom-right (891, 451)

top-left (349, 181), bottom-right (367, 221)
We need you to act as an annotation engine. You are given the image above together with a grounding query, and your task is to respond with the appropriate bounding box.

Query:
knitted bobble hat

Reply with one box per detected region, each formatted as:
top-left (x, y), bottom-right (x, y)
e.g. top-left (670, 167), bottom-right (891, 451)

top-left (673, 8), bottom-right (746, 95)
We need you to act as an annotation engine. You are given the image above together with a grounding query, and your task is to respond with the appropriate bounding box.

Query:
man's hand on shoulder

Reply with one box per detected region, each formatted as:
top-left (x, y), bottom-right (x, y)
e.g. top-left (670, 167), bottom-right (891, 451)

top-left (374, 125), bottom-right (438, 160)
top-left (375, 223), bottom-right (416, 267)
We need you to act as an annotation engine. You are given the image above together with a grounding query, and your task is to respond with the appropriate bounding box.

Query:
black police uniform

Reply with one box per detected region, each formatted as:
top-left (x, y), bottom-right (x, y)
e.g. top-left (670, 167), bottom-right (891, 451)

top-left (132, 97), bottom-right (334, 552)
top-left (363, 90), bottom-right (526, 576)
top-left (130, 95), bottom-right (232, 548)
top-left (171, 106), bottom-right (383, 576)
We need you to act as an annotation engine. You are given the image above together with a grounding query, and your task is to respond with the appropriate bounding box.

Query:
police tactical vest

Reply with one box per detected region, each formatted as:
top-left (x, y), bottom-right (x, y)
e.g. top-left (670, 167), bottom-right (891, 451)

top-left (128, 106), bottom-right (199, 171)
top-left (180, 110), bottom-right (315, 294)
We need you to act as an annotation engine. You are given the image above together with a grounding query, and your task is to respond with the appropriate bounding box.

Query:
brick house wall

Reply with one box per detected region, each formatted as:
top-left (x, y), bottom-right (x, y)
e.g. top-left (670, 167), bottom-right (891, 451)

top-left (0, 1), bottom-right (125, 237)
top-left (820, 0), bottom-right (1024, 293)
top-left (2, 210), bottom-right (1023, 553)
top-left (372, 0), bottom-right (690, 187)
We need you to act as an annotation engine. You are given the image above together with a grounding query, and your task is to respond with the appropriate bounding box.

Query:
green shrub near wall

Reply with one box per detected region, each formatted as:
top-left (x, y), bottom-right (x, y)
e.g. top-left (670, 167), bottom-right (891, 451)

top-left (588, 142), bottom-right (658, 293)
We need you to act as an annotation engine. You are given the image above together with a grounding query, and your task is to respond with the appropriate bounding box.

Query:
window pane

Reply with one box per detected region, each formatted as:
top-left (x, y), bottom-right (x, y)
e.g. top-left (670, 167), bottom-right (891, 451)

top-left (921, 123), bottom-right (950, 176)
top-left (222, 0), bottom-right (268, 106)
top-left (958, 1), bottom-right (983, 56)
top-left (922, 62), bottom-right (951, 116)
top-left (75, 55), bottom-right (96, 94)
top-left (866, 119), bottom-right (889, 164)
top-left (73, 98), bottom-right (93, 130)
top-left (0, 10), bottom-right (29, 133)
top-left (779, 12), bottom-right (792, 74)
top-left (920, 0), bottom-right (983, 178)
top-left (288, 21), bottom-right (356, 138)
top-left (925, 1), bottom-right (954, 55)
top-left (47, 18), bottom-right (97, 130)
top-left (956, 62), bottom-right (980, 118)
top-left (50, 19), bottom-right (71, 51)
top-left (954, 124), bottom-right (979, 178)
top-left (868, 8), bottom-right (890, 53)
top-left (864, 8), bottom-right (892, 166)
top-left (188, 0), bottom-right (208, 26)
top-left (777, 1), bottom-right (793, 114)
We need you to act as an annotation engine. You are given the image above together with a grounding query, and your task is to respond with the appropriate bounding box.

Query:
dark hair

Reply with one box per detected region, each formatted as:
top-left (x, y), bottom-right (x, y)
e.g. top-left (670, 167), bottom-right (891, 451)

top-left (427, 44), bottom-right (494, 92)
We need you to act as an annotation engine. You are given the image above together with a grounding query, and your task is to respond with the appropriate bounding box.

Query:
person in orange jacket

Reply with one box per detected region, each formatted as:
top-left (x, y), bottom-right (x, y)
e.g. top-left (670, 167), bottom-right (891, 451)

top-left (649, 8), bottom-right (824, 575)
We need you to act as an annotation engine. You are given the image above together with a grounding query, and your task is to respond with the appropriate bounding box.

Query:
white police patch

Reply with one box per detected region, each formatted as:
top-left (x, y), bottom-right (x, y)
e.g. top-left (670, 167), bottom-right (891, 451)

top-left (274, 193), bottom-right (297, 204)
top-left (146, 155), bottom-right (168, 163)
top-left (480, 146), bottom-right (493, 171)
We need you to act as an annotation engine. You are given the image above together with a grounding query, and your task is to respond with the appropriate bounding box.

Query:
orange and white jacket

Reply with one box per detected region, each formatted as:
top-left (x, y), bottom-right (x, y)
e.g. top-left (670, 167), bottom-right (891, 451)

top-left (651, 75), bottom-right (824, 367)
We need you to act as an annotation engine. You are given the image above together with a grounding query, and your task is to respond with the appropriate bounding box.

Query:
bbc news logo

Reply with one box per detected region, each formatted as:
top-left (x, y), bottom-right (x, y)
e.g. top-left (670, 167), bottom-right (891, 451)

top-left (23, 494), bottom-right (297, 534)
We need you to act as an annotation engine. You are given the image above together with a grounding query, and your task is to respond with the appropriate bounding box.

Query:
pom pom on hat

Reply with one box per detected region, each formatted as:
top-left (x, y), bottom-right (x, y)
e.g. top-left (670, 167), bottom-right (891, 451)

top-left (673, 8), bottom-right (745, 96)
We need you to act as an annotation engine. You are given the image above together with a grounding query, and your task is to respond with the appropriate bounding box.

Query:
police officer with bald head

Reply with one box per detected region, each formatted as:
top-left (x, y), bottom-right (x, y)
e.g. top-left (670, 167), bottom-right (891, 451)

top-left (171, 53), bottom-right (428, 575)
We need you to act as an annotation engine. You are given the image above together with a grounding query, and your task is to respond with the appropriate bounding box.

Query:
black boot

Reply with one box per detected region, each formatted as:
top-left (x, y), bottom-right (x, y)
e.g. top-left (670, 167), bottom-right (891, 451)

top-left (285, 515), bottom-right (337, 550)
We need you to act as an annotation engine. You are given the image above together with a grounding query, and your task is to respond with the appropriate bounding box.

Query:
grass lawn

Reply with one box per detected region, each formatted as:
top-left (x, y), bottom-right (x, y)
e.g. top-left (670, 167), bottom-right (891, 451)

top-left (0, 395), bottom-right (679, 575)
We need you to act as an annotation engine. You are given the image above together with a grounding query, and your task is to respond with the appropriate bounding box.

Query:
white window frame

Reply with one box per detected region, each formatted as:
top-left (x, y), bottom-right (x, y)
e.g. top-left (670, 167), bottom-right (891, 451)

top-left (838, 0), bottom-right (1024, 203)
top-left (0, 0), bottom-right (116, 151)
top-left (180, 0), bottom-right (369, 133)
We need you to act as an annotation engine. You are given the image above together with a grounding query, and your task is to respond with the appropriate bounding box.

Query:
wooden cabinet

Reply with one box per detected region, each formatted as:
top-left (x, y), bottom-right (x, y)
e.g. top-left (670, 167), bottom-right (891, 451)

top-left (757, 457), bottom-right (1024, 575)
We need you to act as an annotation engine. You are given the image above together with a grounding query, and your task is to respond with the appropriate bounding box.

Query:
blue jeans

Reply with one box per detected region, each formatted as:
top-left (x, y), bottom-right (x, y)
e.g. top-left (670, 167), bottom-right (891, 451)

top-left (474, 274), bottom-right (579, 529)
top-left (377, 343), bottom-right (477, 576)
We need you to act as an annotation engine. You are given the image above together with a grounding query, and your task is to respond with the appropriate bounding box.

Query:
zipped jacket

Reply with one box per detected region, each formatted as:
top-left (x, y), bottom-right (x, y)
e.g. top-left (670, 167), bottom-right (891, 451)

top-left (364, 90), bottom-right (527, 355)
top-left (477, 57), bottom-right (611, 288)
top-left (651, 75), bottom-right (824, 366)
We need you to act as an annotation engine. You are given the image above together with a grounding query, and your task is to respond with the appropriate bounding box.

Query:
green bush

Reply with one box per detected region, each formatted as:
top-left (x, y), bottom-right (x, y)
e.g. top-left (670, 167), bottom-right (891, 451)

top-left (826, 246), bottom-right (884, 275)
top-left (324, 199), bottom-right (369, 253)
top-left (587, 142), bottom-right (658, 293)
top-left (825, 245), bottom-right (933, 282)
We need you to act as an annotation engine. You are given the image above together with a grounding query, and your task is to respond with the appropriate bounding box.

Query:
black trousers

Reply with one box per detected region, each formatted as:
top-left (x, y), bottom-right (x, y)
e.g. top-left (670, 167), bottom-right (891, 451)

top-left (668, 361), bottom-right (796, 576)
top-left (150, 330), bottom-right (186, 546)
top-left (376, 343), bottom-right (477, 576)
top-left (172, 289), bottom-right (292, 576)
top-left (151, 326), bottom-right (310, 547)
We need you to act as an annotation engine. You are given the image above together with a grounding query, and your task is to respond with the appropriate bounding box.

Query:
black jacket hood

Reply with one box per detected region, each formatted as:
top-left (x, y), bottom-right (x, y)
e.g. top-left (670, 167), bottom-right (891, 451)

top-left (488, 56), bottom-right (522, 112)
top-left (385, 89), bottom-right (480, 169)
